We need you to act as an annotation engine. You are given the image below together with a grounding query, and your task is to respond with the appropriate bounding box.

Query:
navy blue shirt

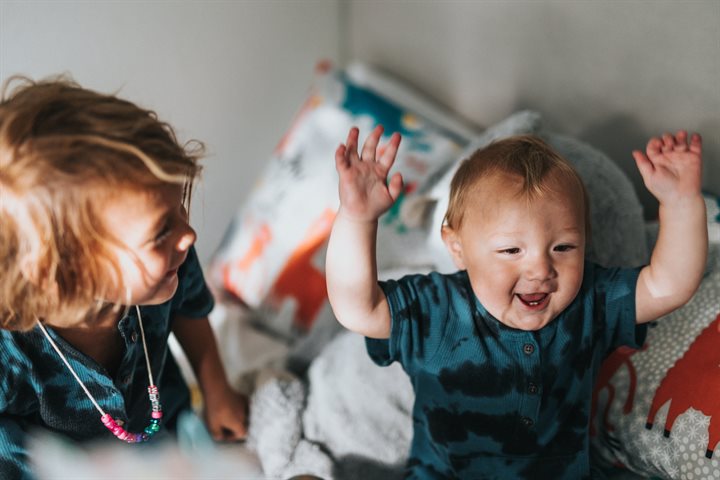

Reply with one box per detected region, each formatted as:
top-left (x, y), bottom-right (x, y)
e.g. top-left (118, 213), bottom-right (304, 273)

top-left (0, 247), bottom-right (213, 479)
top-left (367, 262), bottom-right (646, 479)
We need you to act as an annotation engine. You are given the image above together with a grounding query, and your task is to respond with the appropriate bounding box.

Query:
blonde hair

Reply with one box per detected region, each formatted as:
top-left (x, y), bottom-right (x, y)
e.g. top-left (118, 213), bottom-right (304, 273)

top-left (0, 76), bottom-right (204, 331)
top-left (444, 135), bottom-right (590, 234)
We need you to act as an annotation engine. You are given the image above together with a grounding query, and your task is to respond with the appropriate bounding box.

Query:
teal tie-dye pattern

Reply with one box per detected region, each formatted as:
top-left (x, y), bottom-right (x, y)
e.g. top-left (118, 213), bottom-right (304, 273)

top-left (367, 262), bottom-right (646, 479)
top-left (0, 246), bottom-right (213, 479)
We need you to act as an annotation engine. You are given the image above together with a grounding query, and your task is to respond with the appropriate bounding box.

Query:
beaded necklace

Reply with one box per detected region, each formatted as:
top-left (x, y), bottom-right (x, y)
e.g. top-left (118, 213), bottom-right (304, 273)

top-left (36, 305), bottom-right (163, 443)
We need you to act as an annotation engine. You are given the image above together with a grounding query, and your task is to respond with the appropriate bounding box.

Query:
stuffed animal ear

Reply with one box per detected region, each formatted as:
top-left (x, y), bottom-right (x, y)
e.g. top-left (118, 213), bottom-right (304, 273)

top-left (441, 226), bottom-right (466, 270)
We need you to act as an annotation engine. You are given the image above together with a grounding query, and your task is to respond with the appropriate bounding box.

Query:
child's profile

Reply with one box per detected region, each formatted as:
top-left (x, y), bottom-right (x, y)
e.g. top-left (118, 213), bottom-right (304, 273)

top-left (0, 76), bottom-right (247, 478)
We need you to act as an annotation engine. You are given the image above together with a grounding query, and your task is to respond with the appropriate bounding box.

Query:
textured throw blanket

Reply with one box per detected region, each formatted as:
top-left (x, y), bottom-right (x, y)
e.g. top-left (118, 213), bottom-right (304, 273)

top-left (247, 332), bottom-right (413, 479)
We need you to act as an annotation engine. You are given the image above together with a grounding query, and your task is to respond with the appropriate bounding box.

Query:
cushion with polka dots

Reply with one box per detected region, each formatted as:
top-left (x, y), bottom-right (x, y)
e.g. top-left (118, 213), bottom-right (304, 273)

top-left (590, 194), bottom-right (720, 479)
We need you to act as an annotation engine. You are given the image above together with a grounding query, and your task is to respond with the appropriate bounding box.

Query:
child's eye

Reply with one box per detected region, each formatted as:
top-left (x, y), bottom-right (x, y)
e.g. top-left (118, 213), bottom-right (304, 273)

top-left (154, 227), bottom-right (172, 245)
top-left (554, 244), bottom-right (576, 252)
top-left (499, 247), bottom-right (521, 255)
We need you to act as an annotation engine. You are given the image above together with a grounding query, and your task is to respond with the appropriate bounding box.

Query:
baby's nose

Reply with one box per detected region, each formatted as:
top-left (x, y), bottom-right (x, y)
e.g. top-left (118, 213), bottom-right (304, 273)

top-left (525, 253), bottom-right (554, 280)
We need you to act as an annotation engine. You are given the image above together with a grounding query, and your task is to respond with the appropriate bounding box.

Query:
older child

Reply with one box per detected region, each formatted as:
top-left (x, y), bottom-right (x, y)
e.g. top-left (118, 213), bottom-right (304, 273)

top-left (0, 77), bottom-right (247, 479)
top-left (326, 126), bottom-right (707, 478)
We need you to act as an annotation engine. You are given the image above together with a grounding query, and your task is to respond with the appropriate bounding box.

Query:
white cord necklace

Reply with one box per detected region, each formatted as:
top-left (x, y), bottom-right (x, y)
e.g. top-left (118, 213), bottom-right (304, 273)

top-left (36, 305), bottom-right (163, 443)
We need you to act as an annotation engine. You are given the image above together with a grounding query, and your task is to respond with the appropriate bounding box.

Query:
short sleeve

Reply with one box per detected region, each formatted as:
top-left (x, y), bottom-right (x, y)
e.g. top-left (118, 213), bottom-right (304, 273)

top-left (171, 246), bottom-right (215, 318)
top-left (591, 263), bottom-right (647, 350)
top-left (0, 415), bottom-right (32, 480)
top-left (366, 273), bottom-right (450, 370)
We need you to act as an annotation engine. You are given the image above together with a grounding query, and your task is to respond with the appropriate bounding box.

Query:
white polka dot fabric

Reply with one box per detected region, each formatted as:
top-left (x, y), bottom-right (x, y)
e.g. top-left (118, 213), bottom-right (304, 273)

top-left (591, 198), bottom-right (720, 479)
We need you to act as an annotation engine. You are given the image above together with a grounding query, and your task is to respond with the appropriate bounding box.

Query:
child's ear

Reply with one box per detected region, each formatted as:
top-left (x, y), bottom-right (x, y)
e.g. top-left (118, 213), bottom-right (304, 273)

top-left (441, 226), bottom-right (466, 270)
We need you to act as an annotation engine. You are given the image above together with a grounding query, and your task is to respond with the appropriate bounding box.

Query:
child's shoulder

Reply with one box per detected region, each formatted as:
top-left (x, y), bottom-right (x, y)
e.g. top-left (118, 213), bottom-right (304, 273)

top-left (582, 261), bottom-right (643, 290)
top-left (384, 269), bottom-right (469, 289)
top-left (0, 330), bottom-right (36, 398)
top-left (382, 269), bottom-right (474, 310)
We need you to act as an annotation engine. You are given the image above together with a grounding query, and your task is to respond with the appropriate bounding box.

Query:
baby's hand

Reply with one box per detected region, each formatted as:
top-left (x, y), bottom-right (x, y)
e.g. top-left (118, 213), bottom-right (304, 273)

top-left (335, 125), bottom-right (403, 222)
top-left (203, 387), bottom-right (248, 442)
top-left (632, 130), bottom-right (702, 205)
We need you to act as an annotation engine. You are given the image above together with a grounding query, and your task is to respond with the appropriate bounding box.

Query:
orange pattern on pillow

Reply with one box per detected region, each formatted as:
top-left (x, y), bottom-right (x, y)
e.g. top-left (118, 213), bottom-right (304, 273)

top-left (645, 313), bottom-right (720, 459)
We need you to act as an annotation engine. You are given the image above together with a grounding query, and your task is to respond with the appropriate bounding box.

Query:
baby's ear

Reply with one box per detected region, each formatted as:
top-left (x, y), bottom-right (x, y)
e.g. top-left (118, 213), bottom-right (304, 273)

top-left (441, 226), bottom-right (466, 270)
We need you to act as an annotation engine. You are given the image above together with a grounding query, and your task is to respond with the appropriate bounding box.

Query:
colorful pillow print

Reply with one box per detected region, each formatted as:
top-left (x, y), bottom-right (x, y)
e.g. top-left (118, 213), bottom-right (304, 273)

top-left (591, 238), bottom-right (720, 477)
top-left (209, 62), bottom-right (475, 340)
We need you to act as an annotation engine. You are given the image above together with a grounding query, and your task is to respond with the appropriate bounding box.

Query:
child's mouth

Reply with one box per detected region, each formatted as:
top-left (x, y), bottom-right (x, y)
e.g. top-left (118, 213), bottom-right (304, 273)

top-left (516, 293), bottom-right (549, 309)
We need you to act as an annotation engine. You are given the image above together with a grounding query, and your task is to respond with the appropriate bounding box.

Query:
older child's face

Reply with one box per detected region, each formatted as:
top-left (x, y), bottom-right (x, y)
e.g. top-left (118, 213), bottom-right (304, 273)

top-left (101, 184), bottom-right (196, 306)
top-left (443, 173), bottom-right (585, 331)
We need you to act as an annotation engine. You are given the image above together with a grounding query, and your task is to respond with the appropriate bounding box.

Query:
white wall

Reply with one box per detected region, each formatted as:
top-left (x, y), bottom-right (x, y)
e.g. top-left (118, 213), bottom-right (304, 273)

top-left (345, 0), bottom-right (720, 218)
top-left (0, 0), bottom-right (341, 263)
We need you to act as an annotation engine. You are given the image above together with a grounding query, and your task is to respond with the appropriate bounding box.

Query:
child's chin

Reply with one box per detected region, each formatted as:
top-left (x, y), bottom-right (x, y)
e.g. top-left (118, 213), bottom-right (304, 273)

top-left (506, 315), bottom-right (554, 331)
top-left (143, 278), bottom-right (179, 305)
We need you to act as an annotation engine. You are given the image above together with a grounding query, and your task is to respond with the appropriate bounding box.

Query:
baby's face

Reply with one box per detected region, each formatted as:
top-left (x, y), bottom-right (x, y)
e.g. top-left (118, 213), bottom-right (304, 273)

top-left (443, 173), bottom-right (585, 331)
top-left (100, 183), bottom-right (196, 306)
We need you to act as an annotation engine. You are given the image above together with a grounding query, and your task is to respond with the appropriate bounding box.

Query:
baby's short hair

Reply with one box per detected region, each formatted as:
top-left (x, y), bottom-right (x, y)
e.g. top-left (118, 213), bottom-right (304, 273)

top-left (0, 76), bottom-right (204, 330)
top-left (444, 134), bottom-right (590, 234)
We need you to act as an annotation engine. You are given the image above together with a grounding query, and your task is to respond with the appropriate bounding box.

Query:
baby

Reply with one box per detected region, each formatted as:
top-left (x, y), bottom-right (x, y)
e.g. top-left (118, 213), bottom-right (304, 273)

top-left (326, 126), bottom-right (707, 478)
top-left (0, 77), bottom-right (247, 479)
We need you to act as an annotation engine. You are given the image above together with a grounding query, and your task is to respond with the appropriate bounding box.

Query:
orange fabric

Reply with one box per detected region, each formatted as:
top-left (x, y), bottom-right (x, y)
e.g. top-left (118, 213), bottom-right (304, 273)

top-left (591, 345), bottom-right (645, 437)
top-left (270, 209), bottom-right (336, 331)
top-left (222, 223), bottom-right (272, 299)
top-left (646, 313), bottom-right (720, 457)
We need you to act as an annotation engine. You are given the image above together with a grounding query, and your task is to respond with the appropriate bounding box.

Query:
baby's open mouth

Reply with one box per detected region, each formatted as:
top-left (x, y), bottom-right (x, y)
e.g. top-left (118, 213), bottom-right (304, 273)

top-left (516, 293), bottom-right (549, 308)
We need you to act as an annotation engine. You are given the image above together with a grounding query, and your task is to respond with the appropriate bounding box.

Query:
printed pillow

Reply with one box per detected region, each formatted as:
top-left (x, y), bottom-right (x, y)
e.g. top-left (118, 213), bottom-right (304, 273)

top-left (591, 195), bottom-right (720, 479)
top-left (209, 61), bottom-right (476, 341)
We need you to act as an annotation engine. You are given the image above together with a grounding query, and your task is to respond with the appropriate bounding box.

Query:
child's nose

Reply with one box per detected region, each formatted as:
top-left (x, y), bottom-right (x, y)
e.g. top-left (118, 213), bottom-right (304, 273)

top-left (176, 225), bottom-right (196, 252)
top-left (525, 253), bottom-right (554, 280)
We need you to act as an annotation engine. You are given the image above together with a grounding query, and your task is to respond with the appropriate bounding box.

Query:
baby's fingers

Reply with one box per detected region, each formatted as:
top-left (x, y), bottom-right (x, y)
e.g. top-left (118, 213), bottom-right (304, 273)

top-left (361, 125), bottom-right (384, 162)
top-left (345, 127), bottom-right (359, 156)
top-left (632, 150), bottom-right (654, 180)
top-left (335, 144), bottom-right (350, 171)
top-left (388, 172), bottom-right (404, 202)
top-left (673, 130), bottom-right (689, 152)
top-left (379, 132), bottom-right (402, 170)
top-left (689, 132), bottom-right (702, 155)
top-left (646, 137), bottom-right (663, 158)
top-left (661, 132), bottom-right (676, 153)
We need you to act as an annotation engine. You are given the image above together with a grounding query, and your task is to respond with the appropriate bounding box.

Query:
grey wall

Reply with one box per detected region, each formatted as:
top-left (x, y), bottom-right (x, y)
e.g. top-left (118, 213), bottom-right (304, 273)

top-left (344, 0), bottom-right (720, 218)
top-left (0, 0), bottom-right (341, 263)
top-left (2, 0), bottom-right (718, 265)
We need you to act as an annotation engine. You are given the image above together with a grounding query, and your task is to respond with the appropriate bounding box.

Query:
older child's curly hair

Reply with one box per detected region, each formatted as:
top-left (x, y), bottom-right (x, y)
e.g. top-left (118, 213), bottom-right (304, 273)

top-left (444, 134), bottom-right (590, 235)
top-left (0, 76), bottom-right (204, 331)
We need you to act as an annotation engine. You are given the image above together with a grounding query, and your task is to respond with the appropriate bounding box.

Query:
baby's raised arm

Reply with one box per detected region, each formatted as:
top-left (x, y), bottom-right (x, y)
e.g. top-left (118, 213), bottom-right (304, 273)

top-left (326, 126), bottom-right (402, 338)
top-left (634, 130), bottom-right (707, 324)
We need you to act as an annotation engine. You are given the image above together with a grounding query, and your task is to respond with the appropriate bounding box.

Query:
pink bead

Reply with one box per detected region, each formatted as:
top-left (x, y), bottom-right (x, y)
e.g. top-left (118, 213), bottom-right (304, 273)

top-left (151, 411), bottom-right (163, 419)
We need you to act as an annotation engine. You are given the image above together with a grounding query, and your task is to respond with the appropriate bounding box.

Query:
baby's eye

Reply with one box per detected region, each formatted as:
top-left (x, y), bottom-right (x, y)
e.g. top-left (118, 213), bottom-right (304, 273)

top-left (553, 244), bottom-right (576, 253)
top-left (499, 247), bottom-right (521, 255)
